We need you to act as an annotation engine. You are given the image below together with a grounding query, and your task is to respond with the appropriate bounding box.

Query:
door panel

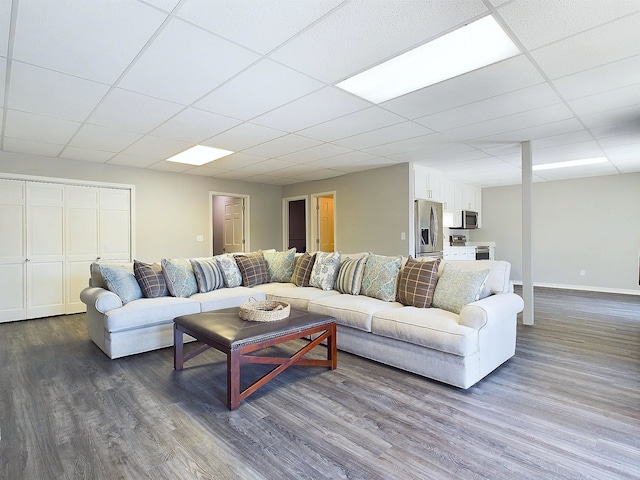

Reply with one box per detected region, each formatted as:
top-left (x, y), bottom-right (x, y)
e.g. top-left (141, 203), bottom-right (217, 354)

top-left (223, 197), bottom-right (244, 253)
top-left (318, 196), bottom-right (334, 252)
top-left (99, 188), bottom-right (131, 261)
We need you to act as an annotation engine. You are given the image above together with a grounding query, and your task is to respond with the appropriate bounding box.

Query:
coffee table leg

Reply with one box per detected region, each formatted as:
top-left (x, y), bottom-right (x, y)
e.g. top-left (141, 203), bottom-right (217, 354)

top-left (228, 350), bottom-right (241, 410)
top-left (328, 323), bottom-right (337, 370)
top-left (174, 324), bottom-right (183, 371)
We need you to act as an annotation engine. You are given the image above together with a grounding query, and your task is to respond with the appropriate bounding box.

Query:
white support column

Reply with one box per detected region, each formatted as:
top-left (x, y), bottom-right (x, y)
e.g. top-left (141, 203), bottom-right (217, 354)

top-left (522, 141), bottom-right (534, 325)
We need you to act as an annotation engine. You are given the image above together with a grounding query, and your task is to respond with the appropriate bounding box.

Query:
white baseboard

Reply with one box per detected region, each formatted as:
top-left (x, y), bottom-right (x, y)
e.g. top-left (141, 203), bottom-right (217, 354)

top-left (511, 281), bottom-right (640, 296)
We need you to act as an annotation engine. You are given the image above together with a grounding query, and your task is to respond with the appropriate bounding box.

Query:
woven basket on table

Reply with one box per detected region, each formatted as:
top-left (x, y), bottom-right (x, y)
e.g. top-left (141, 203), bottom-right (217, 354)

top-left (239, 298), bottom-right (291, 322)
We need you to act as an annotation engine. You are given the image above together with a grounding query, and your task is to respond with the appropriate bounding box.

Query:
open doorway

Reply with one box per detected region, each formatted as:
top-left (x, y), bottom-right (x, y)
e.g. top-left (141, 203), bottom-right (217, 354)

top-left (311, 192), bottom-right (336, 253)
top-left (283, 196), bottom-right (308, 253)
top-left (210, 193), bottom-right (249, 255)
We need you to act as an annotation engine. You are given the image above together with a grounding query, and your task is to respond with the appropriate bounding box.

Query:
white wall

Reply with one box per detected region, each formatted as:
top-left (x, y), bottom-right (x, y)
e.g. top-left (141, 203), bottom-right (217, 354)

top-left (0, 151), bottom-right (283, 261)
top-left (472, 172), bottom-right (640, 294)
top-left (283, 163), bottom-right (411, 256)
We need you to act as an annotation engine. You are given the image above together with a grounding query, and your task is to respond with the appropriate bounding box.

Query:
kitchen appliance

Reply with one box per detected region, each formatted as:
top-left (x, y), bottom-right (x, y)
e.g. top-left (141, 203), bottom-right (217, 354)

top-left (461, 210), bottom-right (479, 229)
top-left (475, 246), bottom-right (491, 260)
top-left (450, 234), bottom-right (466, 246)
top-left (415, 200), bottom-right (443, 258)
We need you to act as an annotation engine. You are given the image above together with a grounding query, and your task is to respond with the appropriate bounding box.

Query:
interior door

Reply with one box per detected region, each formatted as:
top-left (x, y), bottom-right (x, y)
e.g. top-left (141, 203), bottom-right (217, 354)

top-left (0, 179), bottom-right (26, 322)
top-left (318, 196), bottom-right (334, 252)
top-left (223, 197), bottom-right (244, 253)
top-left (26, 182), bottom-right (65, 319)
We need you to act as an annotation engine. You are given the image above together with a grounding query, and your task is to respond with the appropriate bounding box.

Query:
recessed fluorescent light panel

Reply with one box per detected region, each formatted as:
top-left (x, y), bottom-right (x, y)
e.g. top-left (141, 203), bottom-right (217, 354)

top-left (336, 15), bottom-right (520, 103)
top-left (166, 145), bottom-right (234, 166)
top-left (532, 157), bottom-right (608, 171)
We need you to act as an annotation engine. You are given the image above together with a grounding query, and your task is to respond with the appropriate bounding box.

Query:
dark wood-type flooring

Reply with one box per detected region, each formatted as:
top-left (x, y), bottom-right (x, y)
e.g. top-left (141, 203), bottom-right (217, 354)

top-left (1, 287), bottom-right (639, 479)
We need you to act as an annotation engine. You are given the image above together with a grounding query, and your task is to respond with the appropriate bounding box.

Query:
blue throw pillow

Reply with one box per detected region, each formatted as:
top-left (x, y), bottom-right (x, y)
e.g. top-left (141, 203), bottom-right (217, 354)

top-left (99, 264), bottom-right (143, 304)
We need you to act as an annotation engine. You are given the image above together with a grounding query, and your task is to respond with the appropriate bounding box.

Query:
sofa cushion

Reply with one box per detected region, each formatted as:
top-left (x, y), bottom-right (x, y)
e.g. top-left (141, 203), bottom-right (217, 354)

top-left (215, 254), bottom-right (243, 287)
top-left (334, 255), bottom-right (368, 295)
top-left (99, 264), bottom-right (143, 304)
top-left (104, 297), bottom-right (200, 333)
top-left (360, 254), bottom-right (403, 302)
top-left (291, 252), bottom-right (316, 287)
top-left (371, 307), bottom-right (478, 356)
top-left (234, 252), bottom-right (270, 287)
top-left (191, 286), bottom-right (266, 312)
top-left (265, 284), bottom-right (338, 311)
top-left (432, 263), bottom-right (490, 314)
top-left (309, 251), bottom-right (341, 291)
top-left (134, 260), bottom-right (168, 298)
top-left (263, 248), bottom-right (296, 283)
top-left (440, 260), bottom-right (511, 298)
top-left (190, 258), bottom-right (225, 293)
top-left (309, 294), bottom-right (404, 332)
top-left (396, 257), bottom-right (440, 308)
top-left (161, 258), bottom-right (198, 298)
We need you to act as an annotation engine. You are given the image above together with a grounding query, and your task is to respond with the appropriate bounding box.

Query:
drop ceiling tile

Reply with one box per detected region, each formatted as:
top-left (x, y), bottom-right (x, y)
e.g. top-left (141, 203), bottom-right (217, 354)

top-left (414, 150), bottom-right (491, 168)
top-left (0, 0), bottom-right (10, 55)
top-left (270, 0), bottom-right (488, 83)
top-left (580, 105), bottom-right (639, 130)
top-left (122, 135), bottom-right (191, 159)
top-left (388, 142), bottom-right (478, 163)
top-left (0, 57), bottom-right (6, 108)
top-left (106, 153), bottom-right (159, 169)
top-left (5, 110), bottom-right (80, 145)
top-left (290, 169), bottom-right (345, 181)
top-left (475, 118), bottom-right (585, 144)
top-left (305, 150), bottom-right (379, 169)
top-left (552, 56), bottom-right (640, 101)
top-left (214, 170), bottom-right (254, 181)
top-left (243, 134), bottom-right (322, 158)
top-left (196, 59), bottom-right (324, 120)
top-left (590, 119), bottom-right (640, 140)
top-left (334, 121), bottom-right (432, 150)
top-left (150, 107), bottom-right (242, 143)
top-left (203, 122), bottom-right (287, 151)
top-left (147, 161), bottom-right (193, 173)
top-left (69, 124), bottom-right (142, 152)
top-left (531, 13), bottom-right (640, 80)
top-left (594, 131), bottom-right (640, 148)
top-left (59, 146), bottom-right (116, 164)
top-left (119, 17), bottom-right (260, 105)
top-left (208, 152), bottom-right (266, 170)
top-left (569, 84), bottom-right (640, 119)
top-left (603, 142), bottom-right (640, 162)
top-left (533, 162), bottom-right (619, 181)
top-left (183, 165), bottom-right (231, 177)
top-left (339, 157), bottom-right (399, 173)
top-left (88, 88), bottom-right (184, 134)
top-left (12, 0), bottom-right (167, 83)
top-left (382, 55), bottom-right (545, 119)
top-left (270, 163), bottom-right (322, 177)
top-left (297, 107), bottom-right (407, 142)
top-left (444, 103), bottom-right (575, 140)
top-left (3, 137), bottom-right (64, 157)
top-left (176, 0), bottom-right (343, 54)
top-left (8, 62), bottom-right (110, 121)
top-left (251, 87), bottom-right (371, 132)
top-left (415, 83), bottom-right (562, 132)
top-left (498, 0), bottom-right (639, 50)
top-left (363, 133), bottom-right (453, 157)
top-left (234, 159), bottom-right (298, 175)
top-left (144, 0), bottom-right (181, 12)
top-left (276, 143), bottom-right (351, 163)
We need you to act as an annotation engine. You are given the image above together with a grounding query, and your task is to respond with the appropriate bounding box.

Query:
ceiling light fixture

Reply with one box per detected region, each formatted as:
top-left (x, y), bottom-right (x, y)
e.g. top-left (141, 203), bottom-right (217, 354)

top-left (532, 157), bottom-right (608, 171)
top-left (335, 15), bottom-right (520, 104)
top-left (166, 145), bottom-right (234, 166)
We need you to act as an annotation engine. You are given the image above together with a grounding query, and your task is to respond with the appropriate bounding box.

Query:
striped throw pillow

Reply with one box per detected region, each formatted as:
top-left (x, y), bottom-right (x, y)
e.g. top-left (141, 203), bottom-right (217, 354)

top-left (334, 255), bottom-right (368, 295)
top-left (190, 258), bottom-right (225, 293)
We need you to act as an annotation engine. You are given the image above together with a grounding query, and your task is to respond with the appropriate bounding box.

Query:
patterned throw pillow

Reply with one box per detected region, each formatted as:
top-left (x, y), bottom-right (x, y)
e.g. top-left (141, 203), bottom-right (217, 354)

top-left (360, 254), bottom-right (403, 302)
top-left (190, 258), bottom-right (225, 293)
top-left (309, 251), bottom-right (341, 291)
top-left (133, 260), bottom-right (168, 298)
top-left (432, 263), bottom-right (490, 314)
top-left (161, 258), bottom-right (198, 298)
top-left (396, 257), bottom-right (441, 308)
top-left (235, 252), bottom-right (270, 287)
top-left (263, 248), bottom-right (296, 282)
top-left (291, 252), bottom-right (316, 287)
top-left (215, 254), bottom-right (243, 287)
top-left (99, 264), bottom-right (143, 304)
top-left (334, 255), bottom-right (368, 295)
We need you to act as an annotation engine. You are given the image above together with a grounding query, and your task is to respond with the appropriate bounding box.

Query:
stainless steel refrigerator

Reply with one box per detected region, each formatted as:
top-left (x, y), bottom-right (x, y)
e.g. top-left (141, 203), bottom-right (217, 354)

top-left (415, 200), bottom-right (443, 258)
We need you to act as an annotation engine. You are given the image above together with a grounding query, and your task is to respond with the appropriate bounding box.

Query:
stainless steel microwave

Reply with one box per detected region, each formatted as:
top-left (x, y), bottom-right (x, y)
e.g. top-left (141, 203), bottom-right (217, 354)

top-left (461, 210), bottom-right (478, 229)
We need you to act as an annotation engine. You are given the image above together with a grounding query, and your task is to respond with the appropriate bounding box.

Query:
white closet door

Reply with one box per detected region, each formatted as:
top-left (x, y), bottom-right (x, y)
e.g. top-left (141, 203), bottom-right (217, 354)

top-left (0, 179), bottom-right (26, 322)
top-left (99, 188), bottom-right (131, 261)
top-left (26, 182), bottom-right (65, 319)
top-left (65, 185), bottom-right (99, 314)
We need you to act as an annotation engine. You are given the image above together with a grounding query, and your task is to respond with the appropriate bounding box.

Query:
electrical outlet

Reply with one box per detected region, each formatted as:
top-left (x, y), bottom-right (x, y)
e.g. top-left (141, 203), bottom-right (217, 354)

top-left (196, 235), bottom-right (204, 242)
top-left (401, 232), bottom-right (406, 240)
top-left (580, 269), bottom-right (586, 276)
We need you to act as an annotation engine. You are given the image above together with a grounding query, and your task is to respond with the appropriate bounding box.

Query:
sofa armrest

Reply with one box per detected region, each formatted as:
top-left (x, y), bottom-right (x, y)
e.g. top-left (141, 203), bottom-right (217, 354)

top-left (80, 287), bottom-right (123, 313)
top-left (459, 293), bottom-right (525, 330)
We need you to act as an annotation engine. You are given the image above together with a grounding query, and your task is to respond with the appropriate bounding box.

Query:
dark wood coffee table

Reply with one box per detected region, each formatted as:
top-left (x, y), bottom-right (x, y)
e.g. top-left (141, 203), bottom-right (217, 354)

top-left (174, 307), bottom-right (337, 410)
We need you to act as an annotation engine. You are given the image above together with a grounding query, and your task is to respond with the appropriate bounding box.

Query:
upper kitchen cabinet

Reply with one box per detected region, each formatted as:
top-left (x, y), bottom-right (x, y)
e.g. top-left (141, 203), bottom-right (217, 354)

top-left (413, 165), bottom-right (443, 202)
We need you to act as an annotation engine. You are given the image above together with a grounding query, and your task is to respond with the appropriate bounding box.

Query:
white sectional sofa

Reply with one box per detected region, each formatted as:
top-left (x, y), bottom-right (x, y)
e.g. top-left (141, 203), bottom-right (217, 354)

top-left (81, 252), bottom-right (524, 389)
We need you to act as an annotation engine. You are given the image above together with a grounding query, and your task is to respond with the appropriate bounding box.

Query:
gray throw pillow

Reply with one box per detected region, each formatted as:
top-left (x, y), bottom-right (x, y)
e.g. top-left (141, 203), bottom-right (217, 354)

top-left (432, 263), bottom-right (490, 314)
top-left (134, 260), bottom-right (168, 298)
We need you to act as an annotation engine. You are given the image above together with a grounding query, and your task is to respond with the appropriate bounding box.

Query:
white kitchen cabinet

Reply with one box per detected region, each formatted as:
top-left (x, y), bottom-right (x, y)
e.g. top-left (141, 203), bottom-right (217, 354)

top-left (0, 178), bottom-right (132, 322)
top-left (443, 246), bottom-right (476, 260)
top-left (441, 178), bottom-right (456, 213)
top-left (413, 165), bottom-right (443, 201)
